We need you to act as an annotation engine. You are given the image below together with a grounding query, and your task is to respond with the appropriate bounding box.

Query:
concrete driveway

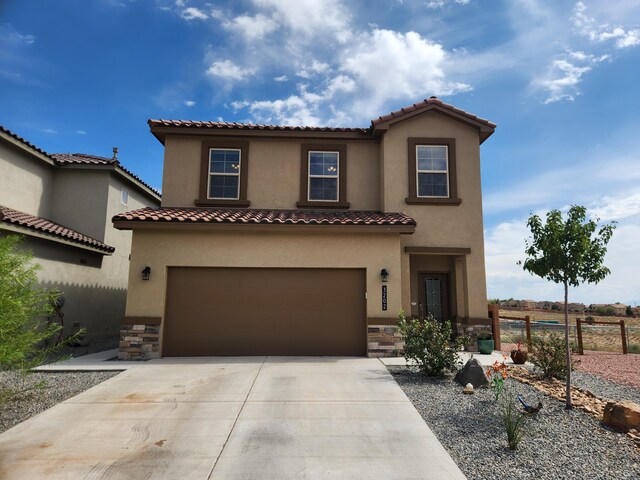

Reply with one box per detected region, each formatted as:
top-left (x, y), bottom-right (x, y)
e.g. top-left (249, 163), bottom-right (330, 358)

top-left (0, 357), bottom-right (465, 479)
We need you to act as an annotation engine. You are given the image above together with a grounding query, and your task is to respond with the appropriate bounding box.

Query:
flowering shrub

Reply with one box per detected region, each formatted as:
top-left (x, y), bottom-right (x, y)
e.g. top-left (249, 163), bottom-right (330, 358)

top-left (486, 356), bottom-right (509, 401)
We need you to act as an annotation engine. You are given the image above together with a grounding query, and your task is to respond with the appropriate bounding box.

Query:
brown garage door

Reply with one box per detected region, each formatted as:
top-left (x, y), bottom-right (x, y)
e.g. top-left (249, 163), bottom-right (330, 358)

top-left (163, 267), bottom-right (366, 356)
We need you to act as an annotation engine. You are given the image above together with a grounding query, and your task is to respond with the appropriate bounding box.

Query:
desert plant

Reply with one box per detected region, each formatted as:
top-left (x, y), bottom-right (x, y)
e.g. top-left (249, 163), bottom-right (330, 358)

top-left (502, 394), bottom-right (531, 450)
top-left (0, 235), bottom-right (89, 403)
top-left (486, 357), bottom-right (509, 401)
top-left (477, 331), bottom-right (493, 340)
top-left (397, 310), bottom-right (466, 377)
top-left (529, 332), bottom-right (578, 379)
top-left (520, 205), bottom-right (615, 409)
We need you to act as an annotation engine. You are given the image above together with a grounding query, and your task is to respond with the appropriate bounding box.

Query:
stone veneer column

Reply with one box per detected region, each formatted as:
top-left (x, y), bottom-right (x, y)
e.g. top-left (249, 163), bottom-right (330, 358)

top-left (367, 324), bottom-right (404, 357)
top-left (118, 318), bottom-right (161, 360)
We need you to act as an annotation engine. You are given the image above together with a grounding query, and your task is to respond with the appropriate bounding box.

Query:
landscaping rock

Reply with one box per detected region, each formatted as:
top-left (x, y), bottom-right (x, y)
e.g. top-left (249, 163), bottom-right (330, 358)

top-left (603, 401), bottom-right (640, 432)
top-left (454, 358), bottom-right (488, 388)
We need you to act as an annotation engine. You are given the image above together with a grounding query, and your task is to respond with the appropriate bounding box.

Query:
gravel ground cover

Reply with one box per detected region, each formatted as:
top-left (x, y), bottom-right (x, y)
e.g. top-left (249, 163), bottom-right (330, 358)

top-left (389, 366), bottom-right (640, 480)
top-left (1, 337), bottom-right (121, 435)
top-left (572, 370), bottom-right (640, 404)
top-left (0, 370), bottom-right (119, 434)
top-left (574, 352), bottom-right (640, 388)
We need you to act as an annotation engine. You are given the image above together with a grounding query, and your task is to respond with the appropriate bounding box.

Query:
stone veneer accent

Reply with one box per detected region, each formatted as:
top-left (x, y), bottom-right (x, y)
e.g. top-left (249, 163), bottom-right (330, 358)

top-left (367, 325), bottom-right (404, 358)
top-left (455, 320), bottom-right (492, 352)
top-left (119, 323), bottom-right (160, 360)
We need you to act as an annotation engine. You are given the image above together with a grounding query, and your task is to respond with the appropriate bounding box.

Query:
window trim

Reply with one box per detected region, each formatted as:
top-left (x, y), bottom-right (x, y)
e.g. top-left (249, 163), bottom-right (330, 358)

top-left (207, 147), bottom-right (242, 201)
top-left (307, 150), bottom-right (340, 202)
top-left (197, 140), bottom-right (250, 207)
top-left (406, 137), bottom-right (461, 206)
top-left (297, 143), bottom-right (349, 209)
top-left (415, 145), bottom-right (449, 199)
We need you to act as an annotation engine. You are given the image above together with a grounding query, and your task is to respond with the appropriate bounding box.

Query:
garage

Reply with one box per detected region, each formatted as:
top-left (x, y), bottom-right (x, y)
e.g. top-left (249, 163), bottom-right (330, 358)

top-left (162, 267), bottom-right (367, 356)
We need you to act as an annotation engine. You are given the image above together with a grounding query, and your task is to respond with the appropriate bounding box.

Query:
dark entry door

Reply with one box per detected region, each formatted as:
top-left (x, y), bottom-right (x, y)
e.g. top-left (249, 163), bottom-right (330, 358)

top-left (419, 273), bottom-right (450, 322)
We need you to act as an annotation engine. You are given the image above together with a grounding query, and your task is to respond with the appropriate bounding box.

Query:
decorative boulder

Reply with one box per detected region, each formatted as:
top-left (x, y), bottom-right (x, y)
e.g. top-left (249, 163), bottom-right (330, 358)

top-left (603, 401), bottom-right (640, 432)
top-left (455, 358), bottom-right (489, 388)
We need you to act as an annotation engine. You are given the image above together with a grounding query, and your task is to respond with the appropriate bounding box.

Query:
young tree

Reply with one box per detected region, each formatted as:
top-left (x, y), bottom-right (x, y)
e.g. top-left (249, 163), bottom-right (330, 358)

top-left (0, 234), bottom-right (61, 372)
top-left (520, 206), bottom-right (615, 409)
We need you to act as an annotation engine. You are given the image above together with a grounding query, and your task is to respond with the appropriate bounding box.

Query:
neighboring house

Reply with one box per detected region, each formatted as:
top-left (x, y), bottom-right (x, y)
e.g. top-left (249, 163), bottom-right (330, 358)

top-left (113, 97), bottom-right (496, 359)
top-left (0, 126), bottom-right (161, 340)
top-left (609, 303), bottom-right (628, 316)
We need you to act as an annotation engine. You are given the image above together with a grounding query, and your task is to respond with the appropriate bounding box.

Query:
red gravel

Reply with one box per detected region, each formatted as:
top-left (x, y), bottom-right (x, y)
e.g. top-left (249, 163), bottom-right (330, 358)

top-left (500, 344), bottom-right (640, 388)
top-left (574, 351), bottom-right (640, 388)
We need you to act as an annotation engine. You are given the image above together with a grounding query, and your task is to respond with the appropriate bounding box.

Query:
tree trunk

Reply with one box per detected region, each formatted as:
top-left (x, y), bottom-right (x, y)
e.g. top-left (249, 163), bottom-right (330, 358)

top-left (564, 281), bottom-right (572, 410)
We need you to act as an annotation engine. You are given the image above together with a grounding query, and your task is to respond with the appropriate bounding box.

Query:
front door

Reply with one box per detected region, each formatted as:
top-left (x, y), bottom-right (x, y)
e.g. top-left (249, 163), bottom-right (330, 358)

top-left (418, 273), bottom-right (450, 322)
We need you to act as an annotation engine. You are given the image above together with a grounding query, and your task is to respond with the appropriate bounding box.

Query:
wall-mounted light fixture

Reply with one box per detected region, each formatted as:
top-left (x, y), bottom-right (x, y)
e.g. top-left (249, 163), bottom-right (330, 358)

top-left (380, 268), bottom-right (389, 283)
top-left (141, 266), bottom-right (151, 281)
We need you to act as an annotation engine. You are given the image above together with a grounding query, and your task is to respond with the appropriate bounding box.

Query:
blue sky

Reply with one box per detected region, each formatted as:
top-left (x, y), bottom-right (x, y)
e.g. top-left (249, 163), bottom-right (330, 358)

top-left (1, 0), bottom-right (639, 305)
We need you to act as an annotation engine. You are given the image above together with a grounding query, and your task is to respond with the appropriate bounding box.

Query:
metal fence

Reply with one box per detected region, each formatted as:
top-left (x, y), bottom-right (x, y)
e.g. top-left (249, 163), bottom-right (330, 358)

top-left (499, 318), bottom-right (640, 354)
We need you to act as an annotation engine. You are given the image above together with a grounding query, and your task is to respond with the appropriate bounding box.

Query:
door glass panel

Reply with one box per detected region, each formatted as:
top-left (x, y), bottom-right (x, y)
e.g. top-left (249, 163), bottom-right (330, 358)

top-left (424, 277), bottom-right (442, 321)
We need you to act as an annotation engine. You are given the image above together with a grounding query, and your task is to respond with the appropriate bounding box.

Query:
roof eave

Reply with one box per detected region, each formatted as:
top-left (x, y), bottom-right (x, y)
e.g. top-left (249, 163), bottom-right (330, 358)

top-left (0, 223), bottom-right (114, 255)
top-left (372, 104), bottom-right (496, 143)
top-left (113, 220), bottom-right (415, 234)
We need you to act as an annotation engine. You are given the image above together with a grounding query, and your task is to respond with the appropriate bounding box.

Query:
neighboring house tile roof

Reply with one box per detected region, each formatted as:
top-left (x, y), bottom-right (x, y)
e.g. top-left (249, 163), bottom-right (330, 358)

top-left (371, 97), bottom-right (497, 128)
top-left (0, 205), bottom-right (115, 254)
top-left (113, 207), bottom-right (416, 228)
top-left (148, 119), bottom-right (369, 134)
top-left (50, 153), bottom-right (160, 197)
top-left (0, 125), bottom-right (56, 160)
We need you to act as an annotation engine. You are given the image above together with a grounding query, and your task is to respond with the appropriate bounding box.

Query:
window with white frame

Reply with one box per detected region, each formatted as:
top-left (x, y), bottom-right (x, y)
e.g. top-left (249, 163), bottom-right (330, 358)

top-left (308, 151), bottom-right (339, 201)
top-left (121, 188), bottom-right (129, 205)
top-left (416, 145), bottom-right (449, 197)
top-left (208, 148), bottom-right (241, 199)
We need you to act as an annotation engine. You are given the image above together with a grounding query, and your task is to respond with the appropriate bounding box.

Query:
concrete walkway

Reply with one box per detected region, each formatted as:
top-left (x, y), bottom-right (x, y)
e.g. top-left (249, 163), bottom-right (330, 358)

top-left (0, 357), bottom-right (466, 479)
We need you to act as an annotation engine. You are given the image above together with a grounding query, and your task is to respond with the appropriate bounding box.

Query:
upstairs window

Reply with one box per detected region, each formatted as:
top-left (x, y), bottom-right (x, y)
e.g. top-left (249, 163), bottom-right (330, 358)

top-left (197, 140), bottom-right (250, 207)
top-left (308, 151), bottom-right (339, 201)
top-left (406, 137), bottom-right (460, 206)
top-left (297, 144), bottom-right (349, 209)
top-left (208, 148), bottom-right (241, 199)
top-left (121, 188), bottom-right (129, 205)
top-left (416, 145), bottom-right (448, 197)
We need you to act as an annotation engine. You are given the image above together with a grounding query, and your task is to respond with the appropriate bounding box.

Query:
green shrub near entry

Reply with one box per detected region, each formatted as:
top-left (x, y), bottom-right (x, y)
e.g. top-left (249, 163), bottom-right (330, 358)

top-left (397, 310), bottom-right (466, 377)
top-left (529, 332), bottom-right (578, 379)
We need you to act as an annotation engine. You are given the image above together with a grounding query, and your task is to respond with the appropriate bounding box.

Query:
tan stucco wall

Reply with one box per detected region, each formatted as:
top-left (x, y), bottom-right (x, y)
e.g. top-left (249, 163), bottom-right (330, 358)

top-left (125, 229), bottom-right (403, 330)
top-left (161, 136), bottom-right (380, 210)
top-left (380, 111), bottom-right (488, 318)
top-left (51, 169), bottom-right (109, 241)
top-left (0, 141), bottom-right (54, 217)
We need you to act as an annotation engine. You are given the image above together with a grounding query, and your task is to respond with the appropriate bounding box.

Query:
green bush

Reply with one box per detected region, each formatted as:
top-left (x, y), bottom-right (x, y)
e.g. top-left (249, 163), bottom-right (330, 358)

top-left (397, 310), bottom-right (466, 377)
top-left (0, 235), bottom-right (80, 374)
top-left (529, 332), bottom-right (578, 379)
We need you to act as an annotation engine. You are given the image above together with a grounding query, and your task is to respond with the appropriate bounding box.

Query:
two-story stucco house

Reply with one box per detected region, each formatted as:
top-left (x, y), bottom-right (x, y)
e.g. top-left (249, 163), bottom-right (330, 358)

top-left (113, 97), bottom-right (495, 359)
top-left (0, 126), bottom-right (161, 340)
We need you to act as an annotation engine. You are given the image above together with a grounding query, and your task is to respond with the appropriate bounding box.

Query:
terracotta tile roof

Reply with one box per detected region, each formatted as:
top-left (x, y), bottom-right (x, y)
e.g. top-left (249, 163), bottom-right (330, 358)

top-left (0, 205), bottom-right (115, 254)
top-left (371, 97), bottom-right (497, 128)
top-left (148, 119), bottom-right (370, 134)
top-left (0, 125), bottom-right (56, 160)
top-left (113, 207), bottom-right (416, 228)
top-left (50, 153), bottom-right (160, 197)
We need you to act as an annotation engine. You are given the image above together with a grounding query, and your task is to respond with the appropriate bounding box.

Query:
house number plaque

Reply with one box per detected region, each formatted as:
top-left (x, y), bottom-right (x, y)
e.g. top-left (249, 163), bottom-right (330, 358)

top-left (382, 285), bottom-right (388, 311)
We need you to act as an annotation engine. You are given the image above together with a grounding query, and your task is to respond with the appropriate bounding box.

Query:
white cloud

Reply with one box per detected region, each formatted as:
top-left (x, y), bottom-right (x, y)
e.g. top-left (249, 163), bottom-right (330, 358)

top-left (253, 0), bottom-right (351, 43)
top-left (206, 60), bottom-right (255, 81)
top-left (296, 60), bottom-right (330, 79)
top-left (590, 190), bottom-right (640, 222)
top-left (572, 1), bottom-right (640, 49)
top-left (75, 130), bottom-right (87, 135)
top-left (536, 49), bottom-right (609, 104)
top-left (184, 100), bottom-right (196, 107)
top-left (249, 95), bottom-right (321, 126)
top-left (222, 13), bottom-right (278, 40)
top-left (273, 75), bottom-right (288, 82)
top-left (41, 128), bottom-right (58, 134)
top-left (0, 24), bottom-right (35, 45)
top-left (340, 29), bottom-right (471, 118)
top-left (426, 0), bottom-right (470, 8)
top-left (180, 6), bottom-right (208, 20)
